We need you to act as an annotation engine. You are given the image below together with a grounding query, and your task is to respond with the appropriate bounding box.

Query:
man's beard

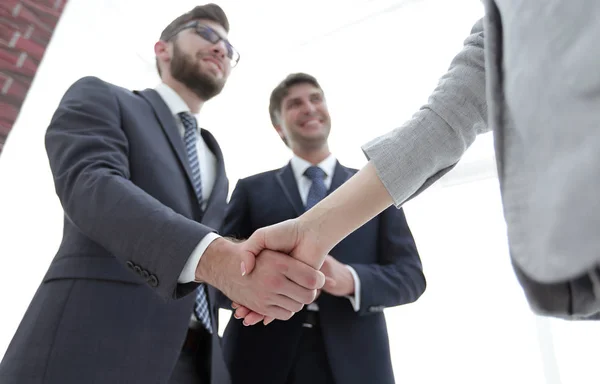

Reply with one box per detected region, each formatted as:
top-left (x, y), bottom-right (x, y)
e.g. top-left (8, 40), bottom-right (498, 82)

top-left (170, 43), bottom-right (225, 101)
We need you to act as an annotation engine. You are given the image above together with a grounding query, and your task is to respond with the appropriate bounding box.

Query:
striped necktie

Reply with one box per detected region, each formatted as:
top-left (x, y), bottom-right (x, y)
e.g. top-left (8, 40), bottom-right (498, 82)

top-left (179, 111), bottom-right (212, 334)
top-left (304, 166), bottom-right (327, 210)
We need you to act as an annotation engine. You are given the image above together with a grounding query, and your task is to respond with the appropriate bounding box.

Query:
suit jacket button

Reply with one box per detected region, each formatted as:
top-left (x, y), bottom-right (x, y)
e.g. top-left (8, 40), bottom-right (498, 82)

top-left (141, 270), bottom-right (149, 279)
top-left (126, 261), bottom-right (134, 269)
top-left (148, 275), bottom-right (159, 287)
top-left (134, 266), bottom-right (142, 274)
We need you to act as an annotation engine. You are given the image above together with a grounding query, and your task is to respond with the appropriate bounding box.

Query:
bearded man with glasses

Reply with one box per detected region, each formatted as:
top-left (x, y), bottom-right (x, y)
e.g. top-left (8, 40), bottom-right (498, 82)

top-left (0, 4), bottom-right (324, 384)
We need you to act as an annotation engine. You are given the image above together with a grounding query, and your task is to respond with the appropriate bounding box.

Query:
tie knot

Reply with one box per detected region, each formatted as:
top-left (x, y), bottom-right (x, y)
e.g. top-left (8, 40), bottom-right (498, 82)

top-left (178, 112), bottom-right (198, 132)
top-left (304, 166), bottom-right (326, 181)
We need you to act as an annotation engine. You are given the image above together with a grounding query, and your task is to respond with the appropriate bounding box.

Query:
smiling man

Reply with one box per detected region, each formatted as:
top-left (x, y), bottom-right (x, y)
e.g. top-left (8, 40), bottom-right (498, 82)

top-left (219, 72), bottom-right (427, 384)
top-left (0, 5), bottom-right (325, 384)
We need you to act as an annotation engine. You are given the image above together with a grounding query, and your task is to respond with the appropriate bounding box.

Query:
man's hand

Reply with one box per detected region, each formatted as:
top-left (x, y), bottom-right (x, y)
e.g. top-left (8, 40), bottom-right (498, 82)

top-left (230, 255), bottom-right (354, 325)
top-left (196, 237), bottom-right (324, 321)
top-left (227, 218), bottom-right (332, 325)
top-left (229, 289), bottom-right (319, 324)
top-left (319, 255), bottom-right (355, 297)
top-left (237, 218), bottom-right (328, 274)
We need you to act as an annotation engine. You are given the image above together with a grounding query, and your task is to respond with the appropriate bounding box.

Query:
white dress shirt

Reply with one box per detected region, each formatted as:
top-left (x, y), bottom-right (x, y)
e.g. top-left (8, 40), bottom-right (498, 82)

top-left (153, 83), bottom-right (221, 284)
top-left (289, 154), bottom-right (361, 312)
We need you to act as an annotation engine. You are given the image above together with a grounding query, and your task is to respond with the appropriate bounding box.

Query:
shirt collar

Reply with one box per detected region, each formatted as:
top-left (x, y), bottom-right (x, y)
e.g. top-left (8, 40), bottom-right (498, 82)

top-left (290, 153), bottom-right (337, 181)
top-left (154, 82), bottom-right (194, 118)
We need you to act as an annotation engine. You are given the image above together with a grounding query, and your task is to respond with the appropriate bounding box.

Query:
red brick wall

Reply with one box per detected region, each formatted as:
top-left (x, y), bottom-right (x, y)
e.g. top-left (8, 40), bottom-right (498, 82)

top-left (0, 0), bottom-right (68, 155)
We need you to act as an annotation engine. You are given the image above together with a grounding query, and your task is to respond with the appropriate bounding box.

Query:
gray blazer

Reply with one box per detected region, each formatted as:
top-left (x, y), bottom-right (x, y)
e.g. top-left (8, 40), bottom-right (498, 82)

top-left (362, 0), bottom-right (600, 319)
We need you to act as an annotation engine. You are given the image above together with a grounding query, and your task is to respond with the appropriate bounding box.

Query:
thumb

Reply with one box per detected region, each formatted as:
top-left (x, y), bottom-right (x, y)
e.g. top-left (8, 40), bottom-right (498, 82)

top-left (239, 230), bottom-right (269, 276)
top-left (246, 220), bottom-right (299, 255)
top-left (324, 276), bottom-right (337, 290)
top-left (239, 249), bottom-right (256, 276)
top-left (240, 221), bottom-right (299, 276)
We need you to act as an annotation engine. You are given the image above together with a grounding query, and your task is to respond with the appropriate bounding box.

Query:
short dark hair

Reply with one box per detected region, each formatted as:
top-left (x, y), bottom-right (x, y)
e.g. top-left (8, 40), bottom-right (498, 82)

top-left (160, 4), bottom-right (229, 41)
top-left (268, 73), bottom-right (323, 127)
top-left (156, 4), bottom-right (229, 76)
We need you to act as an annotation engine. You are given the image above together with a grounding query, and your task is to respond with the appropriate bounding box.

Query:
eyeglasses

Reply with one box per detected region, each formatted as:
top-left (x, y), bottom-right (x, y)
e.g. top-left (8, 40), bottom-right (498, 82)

top-left (165, 21), bottom-right (240, 67)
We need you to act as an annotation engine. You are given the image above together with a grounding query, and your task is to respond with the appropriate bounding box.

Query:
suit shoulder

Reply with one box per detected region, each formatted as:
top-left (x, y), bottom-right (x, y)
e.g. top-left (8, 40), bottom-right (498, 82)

top-left (62, 76), bottom-right (105, 94)
top-left (67, 76), bottom-right (119, 90)
top-left (239, 168), bottom-right (282, 184)
top-left (67, 76), bottom-right (135, 97)
top-left (55, 77), bottom-right (121, 110)
top-left (62, 76), bottom-right (131, 102)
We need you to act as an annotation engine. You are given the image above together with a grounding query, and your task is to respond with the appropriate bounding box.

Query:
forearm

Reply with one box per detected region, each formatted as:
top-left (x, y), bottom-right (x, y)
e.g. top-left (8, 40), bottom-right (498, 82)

top-left (62, 170), bottom-right (212, 297)
top-left (178, 233), bottom-right (221, 283)
top-left (351, 205), bottom-right (426, 312)
top-left (362, 19), bottom-right (487, 207)
top-left (350, 263), bottom-right (426, 314)
top-left (297, 162), bottom-right (393, 268)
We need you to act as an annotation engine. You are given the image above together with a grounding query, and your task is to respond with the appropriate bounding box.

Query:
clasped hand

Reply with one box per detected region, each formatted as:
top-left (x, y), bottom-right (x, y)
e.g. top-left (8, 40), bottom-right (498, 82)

top-left (198, 218), bottom-right (327, 324)
top-left (222, 218), bottom-right (351, 326)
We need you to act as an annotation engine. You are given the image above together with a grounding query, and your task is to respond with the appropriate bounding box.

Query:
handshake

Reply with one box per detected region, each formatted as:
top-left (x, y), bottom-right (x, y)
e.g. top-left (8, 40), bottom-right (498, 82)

top-left (196, 216), bottom-right (355, 326)
top-left (195, 162), bottom-right (389, 325)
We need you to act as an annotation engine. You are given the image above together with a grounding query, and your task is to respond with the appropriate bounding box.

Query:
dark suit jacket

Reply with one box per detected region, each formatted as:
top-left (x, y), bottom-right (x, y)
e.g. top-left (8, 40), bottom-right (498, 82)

top-left (220, 162), bottom-right (426, 384)
top-left (0, 76), bottom-right (230, 384)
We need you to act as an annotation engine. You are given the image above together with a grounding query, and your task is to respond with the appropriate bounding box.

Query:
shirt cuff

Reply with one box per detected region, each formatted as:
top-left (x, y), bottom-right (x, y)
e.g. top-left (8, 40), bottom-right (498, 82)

top-left (177, 232), bottom-right (221, 283)
top-left (345, 265), bottom-right (361, 312)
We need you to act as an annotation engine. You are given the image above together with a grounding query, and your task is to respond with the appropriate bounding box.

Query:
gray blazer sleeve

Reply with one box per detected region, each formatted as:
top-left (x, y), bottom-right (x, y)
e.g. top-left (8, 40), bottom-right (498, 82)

top-left (362, 19), bottom-right (488, 207)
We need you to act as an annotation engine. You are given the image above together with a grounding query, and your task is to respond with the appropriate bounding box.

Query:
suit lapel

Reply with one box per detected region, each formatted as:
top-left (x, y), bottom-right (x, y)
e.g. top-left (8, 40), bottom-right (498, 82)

top-left (275, 163), bottom-right (305, 217)
top-left (275, 161), bottom-right (352, 216)
top-left (135, 89), bottom-right (196, 191)
top-left (200, 129), bottom-right (228, 228)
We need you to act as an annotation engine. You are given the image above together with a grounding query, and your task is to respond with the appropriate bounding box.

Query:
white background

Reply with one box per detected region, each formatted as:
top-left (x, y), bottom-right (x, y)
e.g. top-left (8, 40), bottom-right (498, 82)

top-left (1, 0), bottom-right (598, 382)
